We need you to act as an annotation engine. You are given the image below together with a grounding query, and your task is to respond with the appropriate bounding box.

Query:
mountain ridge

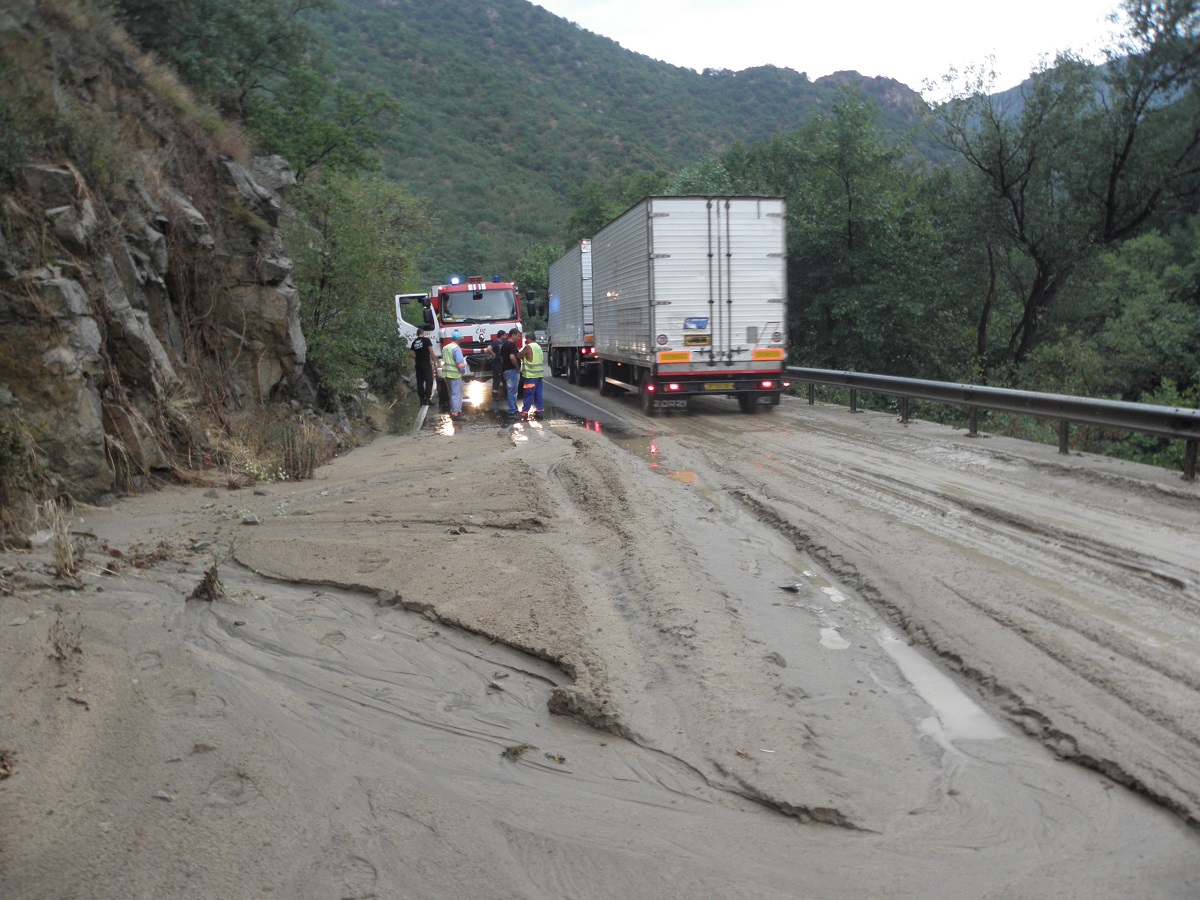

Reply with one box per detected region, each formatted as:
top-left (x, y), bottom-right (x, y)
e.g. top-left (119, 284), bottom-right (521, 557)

top-left (312, 0), bottom-right (928, 274)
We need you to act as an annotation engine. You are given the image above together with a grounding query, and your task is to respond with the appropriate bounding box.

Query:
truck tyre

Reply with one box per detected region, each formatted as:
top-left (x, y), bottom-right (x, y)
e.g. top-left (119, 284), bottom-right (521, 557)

top-left (568, 354), bottom-right (578, 385)
top-left (641, 373), bottom-right (658, 416)
top-left (737, 392), bottom-right (757, 414)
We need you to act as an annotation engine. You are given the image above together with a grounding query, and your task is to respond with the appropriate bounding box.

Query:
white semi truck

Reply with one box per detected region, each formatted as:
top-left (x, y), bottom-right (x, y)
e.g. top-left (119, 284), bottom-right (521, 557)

top-left (589, 195), bottom-right (788, 415)
top-left (546, 239), bottom-right (598, 385)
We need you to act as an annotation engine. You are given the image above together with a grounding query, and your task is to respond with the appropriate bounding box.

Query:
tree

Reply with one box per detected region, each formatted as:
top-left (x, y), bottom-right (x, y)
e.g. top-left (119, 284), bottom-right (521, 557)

top-left (286, 173), bottom-right (430, 393)
top-left (932, 0), bottom-right (1200, 374)
top-left (513, 242), bottom-right (562, 325)
top-left (114, 0), bottom-right (331, 120)
top-left (563, 171), bottom-right (670, 243)
top-left (714, 91), bottom-right (944, 375)
top-left (1022, 230), bottom-right (1200, 399)
top-left (247, 67), bottom-right (395, 182)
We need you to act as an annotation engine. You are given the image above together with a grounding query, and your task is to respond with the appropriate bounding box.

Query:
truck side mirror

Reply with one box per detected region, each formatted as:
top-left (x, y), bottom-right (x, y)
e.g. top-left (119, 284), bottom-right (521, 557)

top-left (423, 307), bottom-right (435, 328)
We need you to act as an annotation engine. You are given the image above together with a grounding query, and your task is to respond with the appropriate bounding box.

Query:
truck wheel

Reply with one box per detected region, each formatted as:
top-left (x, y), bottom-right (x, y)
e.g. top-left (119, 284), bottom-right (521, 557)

top-left (568, 354), bottom-right (578, 385)
top-left (641, 373), bottom-right (658, 416)
top-left (737, 392), bottom-right (757, 414)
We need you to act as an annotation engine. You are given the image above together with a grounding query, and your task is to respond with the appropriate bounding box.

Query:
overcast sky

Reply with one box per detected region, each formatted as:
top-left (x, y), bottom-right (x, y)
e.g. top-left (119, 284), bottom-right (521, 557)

top-left (533, 0), bottom-right (1124, 96)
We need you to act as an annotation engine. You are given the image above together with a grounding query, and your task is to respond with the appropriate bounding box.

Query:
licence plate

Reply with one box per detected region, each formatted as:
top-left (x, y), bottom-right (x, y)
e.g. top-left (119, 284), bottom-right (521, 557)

top-left (704, 382), bottom-right (734, 391)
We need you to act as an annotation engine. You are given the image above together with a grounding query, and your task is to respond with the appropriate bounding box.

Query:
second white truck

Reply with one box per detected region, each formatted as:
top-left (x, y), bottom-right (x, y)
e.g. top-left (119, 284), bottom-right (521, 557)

top-left (547, 239), bottom-right (598, 385)
top-left (588, 195), bottom-right (788, 415)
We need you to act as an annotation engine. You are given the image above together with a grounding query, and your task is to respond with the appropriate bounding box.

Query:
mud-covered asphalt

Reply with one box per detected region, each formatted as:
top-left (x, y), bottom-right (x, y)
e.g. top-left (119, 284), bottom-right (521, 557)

top-left (1, 394), bottom-right (1197, 898)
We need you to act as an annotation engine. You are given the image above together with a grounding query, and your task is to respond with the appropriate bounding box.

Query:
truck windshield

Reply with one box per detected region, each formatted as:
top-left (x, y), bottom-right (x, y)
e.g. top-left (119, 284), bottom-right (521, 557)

top-left (442, 289), bottom-right (517, 323)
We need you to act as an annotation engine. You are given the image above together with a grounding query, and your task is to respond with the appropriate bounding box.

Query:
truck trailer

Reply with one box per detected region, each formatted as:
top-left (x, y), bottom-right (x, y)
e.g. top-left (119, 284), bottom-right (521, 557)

top-left (589, 196), bottom-right (787, 415)
top-left (546, 239), bottom-right (598, 385)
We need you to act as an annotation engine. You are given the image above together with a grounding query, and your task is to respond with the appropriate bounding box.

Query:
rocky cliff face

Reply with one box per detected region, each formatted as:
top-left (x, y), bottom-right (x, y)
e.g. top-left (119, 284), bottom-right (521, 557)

top-left (0, 1), bottom-right (308, 508)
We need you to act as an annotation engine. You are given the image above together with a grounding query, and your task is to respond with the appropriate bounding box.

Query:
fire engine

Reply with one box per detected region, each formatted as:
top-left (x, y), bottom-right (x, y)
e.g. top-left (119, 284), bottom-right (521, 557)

top-left (395, 275), bottom-right (524, 376)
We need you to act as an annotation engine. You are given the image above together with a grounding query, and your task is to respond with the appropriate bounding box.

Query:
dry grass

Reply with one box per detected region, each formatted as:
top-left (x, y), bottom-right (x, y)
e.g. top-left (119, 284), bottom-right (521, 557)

top-left (37, 498), bottom-right (79, 578)
top-left (179, 407), bottom-right (337, 489)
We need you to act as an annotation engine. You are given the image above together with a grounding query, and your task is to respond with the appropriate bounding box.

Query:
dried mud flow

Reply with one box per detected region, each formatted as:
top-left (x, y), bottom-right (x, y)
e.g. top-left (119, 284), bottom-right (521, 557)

top-left (1, 398), bottom-right (1198, 899)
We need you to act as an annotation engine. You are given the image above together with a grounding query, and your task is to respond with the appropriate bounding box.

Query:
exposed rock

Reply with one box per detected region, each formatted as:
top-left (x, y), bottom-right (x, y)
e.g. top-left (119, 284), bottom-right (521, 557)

top-left (249, 156), bottom-right (297, 195)
top-left (0, 6), bottom-right (312, 505)
top-left (20, 164), bottom-right (82, 206)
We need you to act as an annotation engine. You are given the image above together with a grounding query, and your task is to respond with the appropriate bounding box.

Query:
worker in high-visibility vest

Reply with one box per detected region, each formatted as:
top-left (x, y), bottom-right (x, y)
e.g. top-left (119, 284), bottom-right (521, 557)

top-left (441, 330), bottom-right (468, 418)
top-left (519, 334), bottom-right (544, 420)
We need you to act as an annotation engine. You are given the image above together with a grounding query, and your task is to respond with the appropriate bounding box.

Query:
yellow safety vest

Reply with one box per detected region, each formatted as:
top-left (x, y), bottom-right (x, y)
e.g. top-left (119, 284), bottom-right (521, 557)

top-left (442, 342), bottom-right (463, 379)
top-left (521, 342), bottom-right (544, 379)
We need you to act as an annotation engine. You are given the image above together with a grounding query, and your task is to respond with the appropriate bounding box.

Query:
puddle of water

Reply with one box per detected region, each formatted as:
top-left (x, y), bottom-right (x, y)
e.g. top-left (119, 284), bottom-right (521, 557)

top-left (785, 550), bottom-right (1009, 749)
top-left (387, 395), bottom-right (424, 435)
top-left (877, 631), bottom-right (1009, 747)
top-left (606, 432), bottom-right (667, 473)
top-left (819, 627), bottom-right (850, 650)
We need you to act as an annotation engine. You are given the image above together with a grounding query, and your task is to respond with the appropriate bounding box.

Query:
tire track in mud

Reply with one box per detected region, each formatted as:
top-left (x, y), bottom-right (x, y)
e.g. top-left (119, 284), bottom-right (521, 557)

top-left (667, 405), bottom-right (1200, 824)
top-left (542, 432), bottom-right (860, 828)
top-left (754, 450), bottom-right (1200, 697)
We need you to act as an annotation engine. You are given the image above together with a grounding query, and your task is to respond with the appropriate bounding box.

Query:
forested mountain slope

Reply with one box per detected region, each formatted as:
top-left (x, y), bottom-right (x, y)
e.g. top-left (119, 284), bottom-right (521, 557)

top-left (312, 0), bottom-right (926, 271)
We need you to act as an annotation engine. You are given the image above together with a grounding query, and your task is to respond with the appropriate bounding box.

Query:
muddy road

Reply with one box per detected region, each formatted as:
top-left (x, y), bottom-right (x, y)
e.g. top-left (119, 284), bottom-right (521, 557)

top-left (2, 386), bottom-right (1198, 898)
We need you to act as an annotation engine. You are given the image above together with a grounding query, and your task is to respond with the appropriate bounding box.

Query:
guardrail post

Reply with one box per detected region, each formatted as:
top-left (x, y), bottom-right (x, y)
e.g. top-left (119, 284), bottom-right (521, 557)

top-left (968, 408), bottom-right (978, 437)
top-left (807, 383), bottom-right (815, 405)
top-left (1059, 420), bottom-right (1070, 455)
top-left (1185, 439), bottom-right (1197, 482)
top-left (900, 397), bottom-right (910, 423)
top-left (850, 389), bottom-right (858, 413)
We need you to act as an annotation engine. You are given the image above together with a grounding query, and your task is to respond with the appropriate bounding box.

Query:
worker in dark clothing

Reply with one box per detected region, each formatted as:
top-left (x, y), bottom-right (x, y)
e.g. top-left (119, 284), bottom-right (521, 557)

top-left (409, 326), bottom-right (437, 405)
top-left (499, 328), bottom-right (522, 416)
top-left (486, 330), bottom-right (505, 395)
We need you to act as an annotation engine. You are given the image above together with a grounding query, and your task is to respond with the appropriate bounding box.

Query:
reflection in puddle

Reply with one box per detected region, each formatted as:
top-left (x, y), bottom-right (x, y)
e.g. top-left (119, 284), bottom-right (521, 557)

top-left (606, 432), bottom-right (666, 473)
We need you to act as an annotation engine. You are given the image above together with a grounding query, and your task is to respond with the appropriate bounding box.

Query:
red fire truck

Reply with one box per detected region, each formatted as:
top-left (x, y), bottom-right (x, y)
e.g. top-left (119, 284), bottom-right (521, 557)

top-left (396, 275), bottom-right (524, 376)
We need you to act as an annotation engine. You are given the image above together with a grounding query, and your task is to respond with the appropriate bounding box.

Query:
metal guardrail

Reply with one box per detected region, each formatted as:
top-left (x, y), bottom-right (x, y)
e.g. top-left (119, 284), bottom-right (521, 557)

top-left (785, 367), bottom-right (1200, 481)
